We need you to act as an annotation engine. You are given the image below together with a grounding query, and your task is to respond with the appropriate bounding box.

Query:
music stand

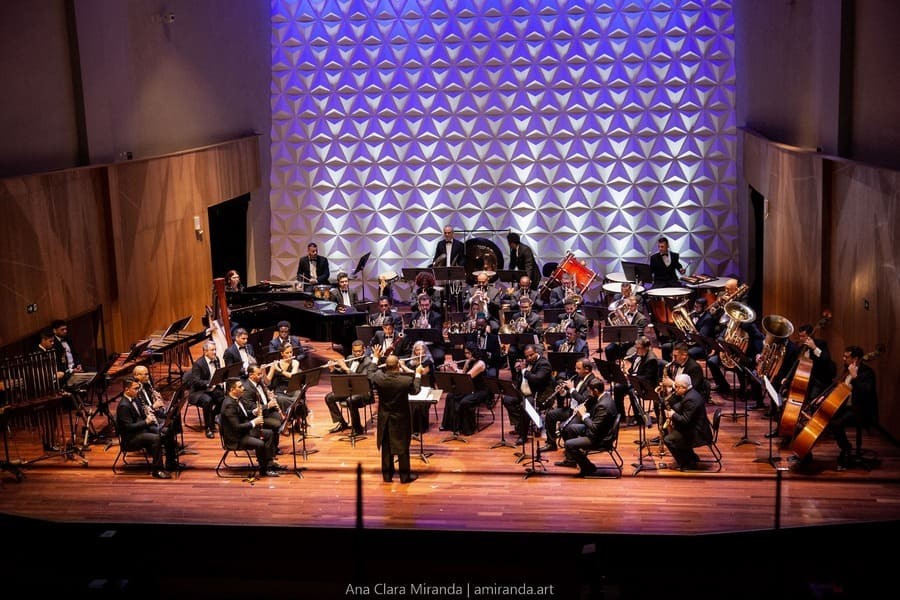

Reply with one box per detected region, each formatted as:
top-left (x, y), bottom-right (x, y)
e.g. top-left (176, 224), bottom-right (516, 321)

top-left (401, 267), bottom-right (431, 283)
top-left (159, 315), bottom-right (193, 339)
top-left (330, 374), bottom-right (372, 447)
top-left (123, 339), bottom-right (152, 363)
top-left (498, 333), bottom-right (539, 348)
top-left (582, 304), bottom-right (608, 323)
top-left (547, 352), bottom-right (582, 376)
top-left (286, 368), bottom-right (322, 467)
top-left (355, 325), bottom-right (377, 346)
top-left (433, 372), bottom-right (475, 443)
top-left (497, 269), bottom-right (525, 283)
top-left (521, 398), bottom-right (546, 479)
top-left (544, 332), bottom-right (566, 349)
top-left (755, 375), bottom-right (787, 470)
top-left (447, 333), bottom-right (467, 349)
top-left (352, 252), bottom-right (371, 300)
top-left (622, 261), bottom-right (652, 285)
top-left (542, 307), bottom-right (564, 324)
top-left (485, 377), bottom-right (518, 449)
top-left (403, 327), bottom-right (444, 350)
top-left (652, 322), bottom-right (684, 345)
top-left (628, 375), bottom-right (661, 475)
top-left (710, 338), bottom-right (748, 422)
top-left (602, 325), bottom-right (638, 346)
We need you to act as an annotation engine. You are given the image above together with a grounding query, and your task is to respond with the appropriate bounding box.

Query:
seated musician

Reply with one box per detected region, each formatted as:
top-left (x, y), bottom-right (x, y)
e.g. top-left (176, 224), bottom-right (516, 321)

top-left (464, 271), bottom-right (501, 314)
top-left (548, 272), bottom-right (578, 308)
top-left (466, 316), bottom-right (503, 377)
top-left (510, 296), bottom-right (542, 333)
top-left (438, 344), bottom-right (490, 437)
top-left (220, 378), bottom-right (279, 477)
top-left (412, 271), bottom-right (442, 308)
top-left (502, 343), bottom-right (553, 446)
top-left (660, 342), bottom-right (711, 411)
top-left (502, 275), bottom-right (543, 310)
top-left (403, 340), bottom-right (435, 436)
top-left (224, 328), bottom-right (257, 376)
top-left (241, 366), bottom-right (285, 450)
top-left (541, 357), bottom-right (597, 452)
top-left (710, 278), bottom-right (744, 327)
top-left (370, 296), bottom-right (404, 330)
top-left (265, 343), bottom-right (301, 401)
top-left (660, 297), bottom-right (716, 362)
top-left (224, 269), bottom-right (244, 293)
top-left (603, 296), bottom-right (647, 363)
top-left (614, 336), bottom-right (659, 424)
top-left (189, 341), bottom-right (225, 439)
top-left (409, 293), bottom-right (445, 365)
top-left (557, 297), bottom-right (589, 339)
top-left (707, 319), bottom-right (764, 405)
top-left (554, 323), bottom-right (588, 356)
top-left (330, 271), bottom-right (359, 310)
top-left (115, 377), bottom-right (171, 479)
top-left (662, 374), bottom-right (713, 470)
top-left (370, 322), bottom-right (408, 364)
top-left (133, 366), bottom-right (180, 471)
top-left (830, 345), bottom-right (878, 470)
top-left (51, 319), bottom-right (83, 380)
top-left (556, 379), bottom-right (618, 477)
top-left (325, 340), bottom-right (376, 435)
top-left (268, 320), bottom-right (302, 354)
top-left (296, 242), bottom-right (330, 289)
top-left (649, 237), bottom-right (685, 288)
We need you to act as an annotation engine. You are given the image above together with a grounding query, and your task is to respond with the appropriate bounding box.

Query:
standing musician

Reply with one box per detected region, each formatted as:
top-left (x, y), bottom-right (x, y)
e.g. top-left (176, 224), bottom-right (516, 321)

top-left (370, 322), bottom-right (408, 364)
top-left (540, 357), bottom-right (597, 452)
top-left (502, 275), bottom-right (543, 310)
top-left (325, 340), bottom-right (376, 435)
top-left (556, 297), bottom-right (589, 340)
top-left (268, 321), bottom-right (303, 354)
top-left (649, 237), bottom-right (686, 288)
top-left (369, 355), bottom-right (426, 484)
top-left (433, 225), bottom-right (466, 268)
top-left (795, 324), bottom-right (836, 400)
top-left (506, 232), bottom-right (541, 289)
top-left (132, 366), bottom-right (180, 472)
top-left (115, 377), bottom-right (171, 479)
top-left (603, 296), bottom-right (647, 363)
top-left (223, 328), bottom-right (257, 376)
top-left (829, 346), bottom-right (878, 470)
top-left (614, 336), bottom-right (659, 425)
top-left (556, 379), bottom-right (618, 477)
top-left (296, 242), bottom-right (330, 288)
top-left (548, 272), bottom-right (579, 308)
top-left (502, 344), bottom-right (553, 446)
top-left (241, 366), bottom-right (285, 453)
top-left (220, 378), bottom-right (279, 477)
top-left (466, 316), bottom-right (503, 377)
top-left (662, 374), bottom-right (713, 470)
top-left (189, 341), bottom-right (225, 439)
top-left (35, 331), bottom-right (63, 451)
top-left (439, 344), bottom-right (490, 437)
top-left (409, 293), bottom-right (446, 365)
top-left (554, 323), bottom-right (589, 357)
top-left (51, 319), bottom-right (84, 381)
top-left (370, 296), bottom-right (404, 330)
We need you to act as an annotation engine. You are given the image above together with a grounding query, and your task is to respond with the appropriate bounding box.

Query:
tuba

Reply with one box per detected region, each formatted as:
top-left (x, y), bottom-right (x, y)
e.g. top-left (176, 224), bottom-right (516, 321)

top-left (756, 314), bottom-right (794, 380)
top-left (607, 307), bottom-right (628, 326)
top-left (720, 301), bottom-right (756, 369)
top-left (670, 299), bottom-right (698, 334)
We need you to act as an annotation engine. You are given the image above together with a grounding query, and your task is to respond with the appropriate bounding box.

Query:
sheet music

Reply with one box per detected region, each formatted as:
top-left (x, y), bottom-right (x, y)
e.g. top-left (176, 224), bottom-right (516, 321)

top-left (763, 375), bottom-right (782, 409)
top-left (409, 386), bottom-right (433, 401)
top-left (523, 398), bottom-right (543, 428)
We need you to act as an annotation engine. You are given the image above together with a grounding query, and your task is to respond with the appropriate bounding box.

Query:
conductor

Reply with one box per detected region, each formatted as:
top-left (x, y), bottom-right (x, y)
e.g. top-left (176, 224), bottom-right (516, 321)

top-left (370, 355), bottom-right (425, 484)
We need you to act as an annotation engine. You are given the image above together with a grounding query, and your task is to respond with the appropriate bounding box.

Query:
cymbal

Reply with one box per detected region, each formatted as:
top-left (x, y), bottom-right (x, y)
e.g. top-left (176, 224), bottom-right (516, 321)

top-left (472, 270), bottom-right (497, 277)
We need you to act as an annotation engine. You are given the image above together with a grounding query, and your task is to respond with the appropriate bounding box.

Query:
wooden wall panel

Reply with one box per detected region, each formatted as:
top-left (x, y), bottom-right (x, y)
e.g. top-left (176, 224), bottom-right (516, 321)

top-left (107, 137), bottom-right (261, 348)
top-left (0, 169), bottom-right (113, 346)
top-left (828, 161), bottom-right (900, 439)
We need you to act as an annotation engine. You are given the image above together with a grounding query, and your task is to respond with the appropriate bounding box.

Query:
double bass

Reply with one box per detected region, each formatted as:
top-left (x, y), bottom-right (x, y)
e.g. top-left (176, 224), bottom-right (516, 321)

top-left (778, 311), bottom-right (831, 438)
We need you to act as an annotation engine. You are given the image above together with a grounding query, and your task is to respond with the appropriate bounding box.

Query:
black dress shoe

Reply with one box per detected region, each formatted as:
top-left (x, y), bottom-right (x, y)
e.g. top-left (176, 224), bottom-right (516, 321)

top-left (205, 430), bottom-right (215, 439)
top-left (554, 460), bottom-right (578, 468)
top-left (576, 466), bottom-right (598, 478)
top-left (329, 422), bottom-right (349, 433)
top-left (152, 470), bottom-right (172, 479)
top-left (514, 437), bottom-right (526, 446)
top-left (43, 444), bottom-right (60, 453)
top-left (400, 473), bottom-right (419, 484)
top-left (350, 428), bottom-right (365, 437)
top-left (260, 469), bottom-right (281, 477)
top-left (539, 443), bottom-right (557, 453)
top-left (764, 430), bottom-right (780, 439)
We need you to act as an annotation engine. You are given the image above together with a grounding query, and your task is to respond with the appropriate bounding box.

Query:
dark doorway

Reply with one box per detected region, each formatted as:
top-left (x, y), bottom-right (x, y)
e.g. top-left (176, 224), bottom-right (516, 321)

top-left (208, 194), bottom-right (249, 282)
top-left (748, 187), bottom-right (765, 312)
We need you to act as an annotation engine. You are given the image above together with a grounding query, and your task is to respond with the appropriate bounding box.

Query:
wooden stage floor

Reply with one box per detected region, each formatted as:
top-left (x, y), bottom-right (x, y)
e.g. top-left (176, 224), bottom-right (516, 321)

top-left (2, 337), bottom-right (898, 598)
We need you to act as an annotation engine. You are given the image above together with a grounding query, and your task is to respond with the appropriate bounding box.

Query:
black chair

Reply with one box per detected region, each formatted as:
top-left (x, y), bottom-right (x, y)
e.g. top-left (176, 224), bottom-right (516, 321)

top-left (214, 416), bottom-right (257, 478)
top-left (585, 413), bottom-right (624, 478)
top-left (475, 395), bottom-right (496, 433)
top-left (111, 431), bottom-right (152, 475)
top-left (692, 408), bottom-right (723, 472)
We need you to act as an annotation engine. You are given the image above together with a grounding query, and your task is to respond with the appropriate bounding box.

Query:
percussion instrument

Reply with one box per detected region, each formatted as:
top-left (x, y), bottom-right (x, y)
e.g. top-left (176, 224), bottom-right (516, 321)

top-left (605, 272), bottom-right (629, 284)
top-left (472, 270), bottom-right (497, 279)
top-left (556, 253), bottom-right (598, 292)
top-left (314, 285), bottom-right (332, 300)
top-left (645, 287), bottom-right (692, 324)
top-left (695, 276), bottom-right (731, 307)
top-left (378, 271), bottom-right (399, 283)
top-left (601, 282), bottom-right (645, 306)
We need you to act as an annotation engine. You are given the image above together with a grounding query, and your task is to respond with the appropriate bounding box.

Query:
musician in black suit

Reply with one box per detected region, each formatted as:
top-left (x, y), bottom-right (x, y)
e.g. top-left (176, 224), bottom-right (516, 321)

top-left (506, 232), bottom-right (540, 289)
top-left (219, 379), bottom-right (279, 477)
top-left (541, 358), bottom-right (596, 452)
top-left (796, 324), bottom-right (836, 399)
top-left (603, 296), bottom-right (647, 363)
top-left (115, 378), bottom-right (170, 479)
top-left (548, 272), bottom-right (579, 308)
top-left (325, 340), bottom-right (376, 435)
top-left (34, 331), bottom-right (63, 451)
top-left (132, 365), bottom-right (181, 471)
top-left (241, 366), bottom-right (284, 448)
top-left (558, 379), bottom-right (618, 477)
top-left (330, 271), bottom-right (360, 309)
top-left (613, 336), bottom-right (659, 424)
top-left (296, 242), bottom-right (330, 287)
top-left (830, 345), bottom-right (879, 470)
top-left (502, 275), bottom-right (543, 310)
top-left (707, 320), bottom-right (765, 406)
top-left (189, 341), bottom-right (225, 438)
top-left (370, 322), bottom-right (408, 364)
top-left (660, 342), bottom-right (711, 407)
top-left (556, 298), bottom-right (589, 339)
top-left (503, 344), bottom-right (553, 445)
top-left (370, 355), bottom-right (425, 483)
top-left (37, 330), bottom-right (65, 382)
top-left (369, 296), bottom-right (404, 330)
top-left (50, 319), bottom-right (82, 378)
top-left (268, 321), bottom-right (302, 353)
top-left (660, 297), bottom-right (717, 362)
top-left (663, 374), bottom-right (713, 470)
top-left (649, 237), bottom-right (685, 288)
top-left (433, 225), bottom-right (466, 267)
top-left (553, 324), bottom-right (589, 356)
top-left (223, 328), bottom-right (256, 376)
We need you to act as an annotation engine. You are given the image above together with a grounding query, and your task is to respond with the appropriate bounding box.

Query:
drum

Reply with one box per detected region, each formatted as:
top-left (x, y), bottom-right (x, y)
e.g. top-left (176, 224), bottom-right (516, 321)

top-left (557, 253), bottom-right (598, 292)
top-left (314, 285), bottom-right (331, 300)
top-left (645, 287), bottom-right (692, 324)
top-left (605, 272), bottom-right (629, 284)
top-left (601, 282), bottom-right (645, 306)
top-left (378, 270), bottom-right (399, 284)
top-left (697, 276), bottom-right (730, 307)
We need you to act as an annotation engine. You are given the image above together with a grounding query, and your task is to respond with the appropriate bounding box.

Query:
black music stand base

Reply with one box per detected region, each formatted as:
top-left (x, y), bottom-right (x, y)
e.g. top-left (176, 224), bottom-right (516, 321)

top-left (414, 434), bottom-right (433, 464)
top-left (441, 431), bottom-right (468, 444)
top-left (522, 423), bottom-right (547, 479)
top-left (490, 399), bottom-right (517, 449)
